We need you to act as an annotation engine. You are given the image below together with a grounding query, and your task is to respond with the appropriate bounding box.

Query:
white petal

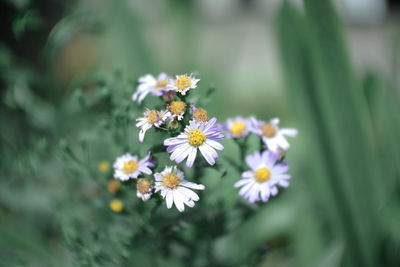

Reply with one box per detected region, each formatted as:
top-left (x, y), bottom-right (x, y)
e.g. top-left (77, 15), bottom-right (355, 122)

top-left (260, 185), bottom-right (270, 202)
top-left (274, 174), bottom-right (291, 180)
top-left (170, 143), bottom-right (191, 161)
top-left (166, 191), bottom-right (173, 209)
top-left (138, 74), bottom-right (156, 84)
top-left (173, 191), bottom-right (185, 212)
top-left (246, 151), bottom-right (261, 170)
top-left (234, 178), bottom-right (251, 188)
top-left (270, 186), bottom-right (279, 196)
top-left (205, 139), bottom-right (224, 151)
top-left (139, 129), bottom-right (146, 142)
top-left (199, 144), bottom-right (216, 165)
top-left (262, 150), bottom-right (279, 168)
top-left (186, 147), bottom-right (197, 168)
top-left (276, 135), bottom-right (290, 150)
top-left (175, 189), bottom-right (195, 207)
top-left (278, 180), bottom-right (290, 188)
top-left (203, 117), bottom-right (217, 132)
top-left (238, 181), bottom-right (255, 197)
top-left (164, 137), bottom-right (187, 146)
top-left (174, 145), bottom-right (193, 163)
top-left (265, 138), bottom-right (279, 152)
top-left (248, 187), bottom-right (260, 203)
top-left (270, 118), bottom-right (280, 125)
top-left (178, 187), bottom-right (200, 201)
top-left (181, 180), bottom-right (205, 190)
top-left (136, 119), bottom-right (147, 127)
top-left (242, 171), bottom-right (254, 179)
top-left (271, 164), bottom-right (289, 175)
top-left (139, 166), bottom-right (152, 175)
top-left (280, 128), bottom-right (298, 137)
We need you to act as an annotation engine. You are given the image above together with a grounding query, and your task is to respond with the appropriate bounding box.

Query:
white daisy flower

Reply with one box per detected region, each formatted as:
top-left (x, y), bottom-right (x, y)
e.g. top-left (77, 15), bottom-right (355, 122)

top-left (136, 178), bottom-right (153, 202)
top-left (224, 116), bottom-right (251, 138)
top-left (167, 74), bottom-right (200, 95)
top-left (154, 166), bottom-right (205, 212)
top-left (136, 109), bottom-right (169, 142)
top-left (166, 100), bottom-right (186, 121)
top-left (164, 118), bottom-right (224, 168)
top-left (250, 118), bottom-right (298, 152)
top-left (234, 150), bottom-right (291, 203)
top-left (113, 153), bottom-right (154, 181)
top-left (132, 73), bottom-right (171, 104)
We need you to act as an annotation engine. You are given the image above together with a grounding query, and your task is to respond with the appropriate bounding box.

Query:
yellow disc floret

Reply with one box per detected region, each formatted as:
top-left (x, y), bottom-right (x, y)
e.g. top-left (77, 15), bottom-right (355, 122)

top-left (261, 123), bottom-right (277, 138)
top-left (123, 160), bottom-right (139, 174)
top-left (137, 178), bottom-right (152, 194)
top-left (155, 80), bottom-right (168, 91)
top-left (167, 101), bottom-right (186, 115)
top-left (192, 108), bottom-right (209, 122)
top-left (163, 173), bottom-right (181, 189)
top-left (110, 199), bottom-right (123, 213)
top-left (187, 129), bottom-right (206, 147)
top-left (108, 179), bottom-right (120, 194)
top-left (231, 121), bottom-right (246, 136)
top-left (175, 75), bottom-right (192, 91)
top-left (254, 168), bottom-right (271, 183)
top-left (147, 110), bottom-right (162, 124)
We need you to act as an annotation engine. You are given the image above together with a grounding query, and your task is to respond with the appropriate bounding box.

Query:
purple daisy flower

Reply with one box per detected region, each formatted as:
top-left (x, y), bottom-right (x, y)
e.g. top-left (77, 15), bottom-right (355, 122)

top-left (163, 118), bottom-right (224, 168)
top-left (223, 116), bottom-right (251, 138)
top-left (234, 150), bottom-right (291, 203)
top-left (113, 152), bottom-right (154, 181)
top-left (132, 73), bottom-right (171, 104)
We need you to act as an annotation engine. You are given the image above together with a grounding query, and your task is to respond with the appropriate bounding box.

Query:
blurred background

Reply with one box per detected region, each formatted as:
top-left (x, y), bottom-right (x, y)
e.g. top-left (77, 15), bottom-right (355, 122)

top-left (1, 0), bottom-right (400, 266)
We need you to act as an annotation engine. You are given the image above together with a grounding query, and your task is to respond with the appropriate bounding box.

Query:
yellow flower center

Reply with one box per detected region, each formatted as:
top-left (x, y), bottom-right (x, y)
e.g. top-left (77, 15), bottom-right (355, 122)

top-left (167, 101), bottom-right (186, 115)
top-left (110, 199), bottom-right (123, 213)
top-left (123, 160), bottom-right (139, 174)
top-left (254, 168), bottom-right (271, 183)
top-left (98, 161), bottom-right (110, 173)
top-left (155, 80), bottom-right (168, 91)
top-left (108, 180), bottom-right (120, 194)
top-left (163, 173), bottom-right (181, 189)
top-left (137, 178), bottom-right (152, 194)
top-left (192, 108), bottom-right (209, 122)
top-left (175, 75), bottom-right (192, 91)
top-left (261, 123), bottom-right (277, 138)
top-left (187, 129), bottom-right (207, 147)
top-left (147, 110), bottom-right (162, 124)
top-left (231, 122), bottom-right (246, 136)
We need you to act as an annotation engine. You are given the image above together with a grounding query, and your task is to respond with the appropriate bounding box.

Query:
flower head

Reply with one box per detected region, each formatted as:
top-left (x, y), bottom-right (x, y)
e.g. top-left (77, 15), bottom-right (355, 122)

top-left (154, 166), bottom-right (205, 212)
top-left (250, 118), bottom-right (298, 152)
top-left (234, 150), bottom-right (291, 203)
top-left (108, 179), bottom-right (120, 194)
top-left (98, 161), bottom-right (110, 173)
top-left (162, 90), bottom-right (175, 102)
top-left (132, 73), bottom-right (171, 103)
top-left (167, 74), bottom-right (200, 95)
top-left (164, 118), bottom-right (224, 168)
top-left (136, 108), bottom-right (168, 142)
top-left (191, 105), bottom-right (209, 122)
top-left (136, 178), bottom-right (153, 201)
top-left (223, 116), bottom-right (251, 138)
top-left (167, 101), bottom-right (186, 121)
top-left (110, 199), bottom-right (124, 213)
top-left (113, 153), bottom-right (154, 181)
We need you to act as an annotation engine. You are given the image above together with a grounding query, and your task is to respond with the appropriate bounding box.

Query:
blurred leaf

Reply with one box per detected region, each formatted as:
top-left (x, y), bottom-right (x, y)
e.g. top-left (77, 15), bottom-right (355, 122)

top-left (12, 9), bottom-right (42, 39)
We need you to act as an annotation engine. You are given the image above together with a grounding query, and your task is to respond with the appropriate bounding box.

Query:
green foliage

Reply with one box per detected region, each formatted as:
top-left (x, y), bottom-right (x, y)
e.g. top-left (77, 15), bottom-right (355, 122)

top-left (1, 0), bottom-right (399, 266)
top-left (277, 0), bottom-right (400, 266)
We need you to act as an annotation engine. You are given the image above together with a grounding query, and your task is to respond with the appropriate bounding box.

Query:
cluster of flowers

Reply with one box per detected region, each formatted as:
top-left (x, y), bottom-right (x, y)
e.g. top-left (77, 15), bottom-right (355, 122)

top-left (110, 72), bottom-right (297, 212)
